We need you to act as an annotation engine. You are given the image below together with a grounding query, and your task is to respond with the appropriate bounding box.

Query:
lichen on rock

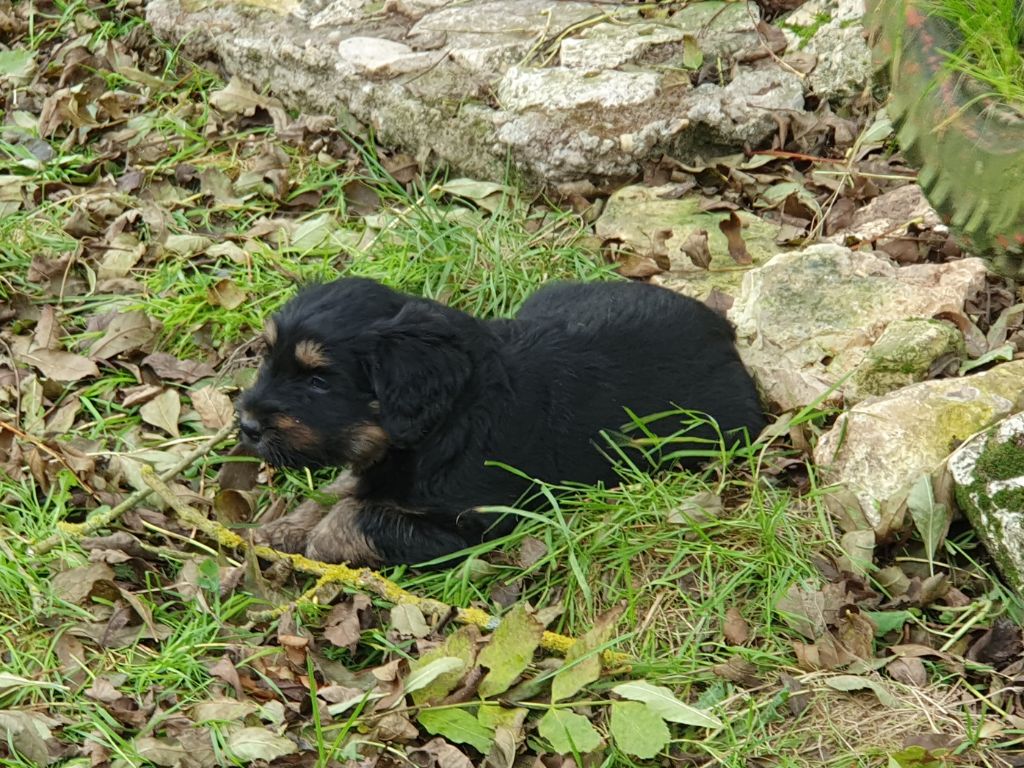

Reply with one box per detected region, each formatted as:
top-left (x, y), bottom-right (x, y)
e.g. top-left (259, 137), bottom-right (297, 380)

top-left (729, 244), bottom-right (987, 410)
top-left (845, 318), bottom-right (964, 404)
top-left (813, 361), bottom-right (1024, 539)
top-left (949, 412), bottom-right (1024, 593)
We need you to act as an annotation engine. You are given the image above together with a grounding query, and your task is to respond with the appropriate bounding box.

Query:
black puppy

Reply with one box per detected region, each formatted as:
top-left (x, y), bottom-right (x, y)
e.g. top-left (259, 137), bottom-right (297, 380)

top-left (238, 278), bottom-right (765, 566)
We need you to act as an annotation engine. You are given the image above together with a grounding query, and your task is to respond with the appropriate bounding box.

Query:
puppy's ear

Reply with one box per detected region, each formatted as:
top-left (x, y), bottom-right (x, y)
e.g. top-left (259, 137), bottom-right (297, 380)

top-left (365, 302), bottom-right (471, 446)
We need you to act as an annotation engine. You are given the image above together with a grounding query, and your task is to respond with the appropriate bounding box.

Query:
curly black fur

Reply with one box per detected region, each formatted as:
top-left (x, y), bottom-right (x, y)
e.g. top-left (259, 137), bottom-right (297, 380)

top-left (238, 277), bottom-right (765, 566)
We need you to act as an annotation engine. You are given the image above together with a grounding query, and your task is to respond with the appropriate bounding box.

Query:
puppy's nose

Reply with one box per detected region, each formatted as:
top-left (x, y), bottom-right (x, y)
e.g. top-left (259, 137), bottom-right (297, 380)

top-left (239, 413), bottom-right (263, 442)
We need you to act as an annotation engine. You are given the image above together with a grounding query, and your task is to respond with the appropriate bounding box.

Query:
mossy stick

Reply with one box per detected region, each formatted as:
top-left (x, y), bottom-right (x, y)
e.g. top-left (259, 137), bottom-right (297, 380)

top-left (140, 465), bottom-right (630, 666)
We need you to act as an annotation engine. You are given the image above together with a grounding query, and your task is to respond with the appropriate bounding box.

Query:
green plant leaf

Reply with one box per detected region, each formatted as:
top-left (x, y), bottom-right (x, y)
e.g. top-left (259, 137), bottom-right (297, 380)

top-left (864, 610), bottom-right (913, 636)
top-left (889, 744), bottom-right (950, 767)
top-left (537, 709), bottom-right (603, 755)
top-left (477, 603), bottom-right (545, 698)
top-left (839, 529), bottom-right (875, 577)
top-left (609, 701), bottom-right (670, 759)
top-left (0, 49), bottom-right (34, 79)
top-left (822, 675), bottom-right (898, 708)
top-left (612, 680), bottom-right (722, 728)
top-left (477, 703), bottom-right (526, 731)
top-left (551, 605), bottom-right (623, 703)
top-left (404, 657), bottom-right (465, 695)
top-left (409, 625), bottom-right (478, 705)
top-left (434, 178), bottom-right (512, 202)
top-left (959, 343), bottom-right (1015, 375)
top-left (906, 474), bottom-right (949, 561)
top-left (417, 707), bottom-right (494, 753)
top-left (682, 34), bottom-right (704, 70)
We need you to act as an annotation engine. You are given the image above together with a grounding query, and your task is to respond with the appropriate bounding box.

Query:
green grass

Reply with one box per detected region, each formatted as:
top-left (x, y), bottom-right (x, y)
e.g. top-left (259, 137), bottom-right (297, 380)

top-left (924, 0), bottom-right (1024, 108)
top-left (404, 446), bottom-right (825, 658)
top-left (137, 173), bottom-right (611, 356)
top-left (1, 1), bottom-right (1022, 765)
top-left (0, 475), bottom-right (256, 761)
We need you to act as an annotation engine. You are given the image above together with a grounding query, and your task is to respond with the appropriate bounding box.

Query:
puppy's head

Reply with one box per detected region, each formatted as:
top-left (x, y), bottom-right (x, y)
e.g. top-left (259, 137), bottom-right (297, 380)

top-left (238, 278), bottom-right (473, 470)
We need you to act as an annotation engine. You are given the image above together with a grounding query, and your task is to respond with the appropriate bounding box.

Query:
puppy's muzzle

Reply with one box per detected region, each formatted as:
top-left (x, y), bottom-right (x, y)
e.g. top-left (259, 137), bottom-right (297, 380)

top-left (238, 412), bottom-right (262, 443)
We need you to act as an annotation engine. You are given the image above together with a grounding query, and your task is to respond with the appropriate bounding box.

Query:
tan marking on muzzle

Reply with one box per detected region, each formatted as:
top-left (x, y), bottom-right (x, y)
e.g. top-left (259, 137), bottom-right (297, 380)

top-left (270, 413), bottom-right (319, 450)
top-left (294, 339), bottom-right (328, 369)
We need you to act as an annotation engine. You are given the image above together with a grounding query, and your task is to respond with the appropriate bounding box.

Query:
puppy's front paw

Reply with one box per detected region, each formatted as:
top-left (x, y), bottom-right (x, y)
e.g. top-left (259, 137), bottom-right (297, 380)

top-left (305, 498), bottom-right (382, 567)
top-left (253, 471), bottom-right (359, 554)
top-left (253, 498), bottom-right (328, 554)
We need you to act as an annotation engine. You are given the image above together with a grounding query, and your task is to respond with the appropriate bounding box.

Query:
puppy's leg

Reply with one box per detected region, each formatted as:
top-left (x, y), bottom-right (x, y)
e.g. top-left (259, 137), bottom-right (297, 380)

top-left (305, 500), bottom-right (473, 567)
top-left (253, 472), bottom-right (358, 554)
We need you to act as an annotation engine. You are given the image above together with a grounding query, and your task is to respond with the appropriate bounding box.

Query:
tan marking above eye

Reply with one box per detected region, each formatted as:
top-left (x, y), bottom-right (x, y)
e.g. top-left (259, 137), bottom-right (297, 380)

top-left (294, 339), bottom-right (328, 369)
top-left (263, 318), bottom-right (278, 347)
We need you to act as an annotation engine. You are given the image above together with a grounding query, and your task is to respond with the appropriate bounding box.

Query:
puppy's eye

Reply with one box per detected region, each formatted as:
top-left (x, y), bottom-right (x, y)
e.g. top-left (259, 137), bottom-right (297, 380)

top-left (309, 375), bottom-right (329, 392)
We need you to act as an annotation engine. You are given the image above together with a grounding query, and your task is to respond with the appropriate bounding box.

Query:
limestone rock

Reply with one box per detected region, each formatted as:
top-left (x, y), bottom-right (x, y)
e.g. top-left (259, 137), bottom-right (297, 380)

top-left (829, 184), bottom-right (946, 245)
top-left (949, 412), bottom-right (1024, 593)
top-left (594, 184), bottom-right (780, 299)
top-left (558, 3), bottom-right (760, 70)
top-left (845, 318), bottom-right (964, 405)
top-left (559, 22), bottom-right (689, 69)
top-left (729, 244), bottom-right (988, 410)
top-left (686, 67), bottom-right (805, 148)
top-left (497, 67), bottom-right (661, 112)
top-left (814, 361), bottom-right (1024, 539)
top-left (782, 0), bottom-right (873, 103)
top-left (337, 37), bottom-right (443, 76)
top-left (144, 0), bottom-right (817, 183)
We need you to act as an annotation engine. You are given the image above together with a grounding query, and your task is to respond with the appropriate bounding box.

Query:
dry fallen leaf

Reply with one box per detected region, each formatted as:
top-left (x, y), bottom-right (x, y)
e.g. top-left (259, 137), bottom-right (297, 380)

top-left (407, 737), bottom-right (473, 768)
top-left (142, 352), bottom-right (216, 383)
top-left (616, 253), bottom-right (668, 278)
top-left (713, 656), bottom-right (762, 687)
top-left (680, 228), bottom-right (711, 269)
top-left (213, 489), bottom-right (255, 524)
top-left (719, 212), bottom-right (751, 265)
top-left (191, 385), bottom-right (234, 429)
top-left (886, 657), bottom-right (927, 686)
top-left (518, 537), bottom-right (547, 568)
top-left (206, 278), bottom-right (247, 310)
top-left (836, 607), bottom-right (876, 660)
top-left (324, 595), bottom-right (373, 653)
top-left (18, 347), bottom-right (99, 382)
top-left (723, 607), bottom-right (750, 646)
top-left (210, 75), bottom-right (286, 121)
top-left (139, 388), bottom-right (181, 437)
top-left (89, 310), bottom-right (157, 359)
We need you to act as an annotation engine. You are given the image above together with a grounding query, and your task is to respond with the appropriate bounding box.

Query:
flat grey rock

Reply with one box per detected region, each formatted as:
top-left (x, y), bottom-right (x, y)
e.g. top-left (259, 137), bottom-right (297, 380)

top-left (145, 0), bottom-right (869, 182)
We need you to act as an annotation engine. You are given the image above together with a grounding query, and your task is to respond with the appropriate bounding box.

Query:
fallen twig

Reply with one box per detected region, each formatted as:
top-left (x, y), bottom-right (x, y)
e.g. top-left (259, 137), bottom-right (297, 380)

top-left (33, 421), bottom-right (237, 555)
top-left (140, 466), bottom-right (631, 666)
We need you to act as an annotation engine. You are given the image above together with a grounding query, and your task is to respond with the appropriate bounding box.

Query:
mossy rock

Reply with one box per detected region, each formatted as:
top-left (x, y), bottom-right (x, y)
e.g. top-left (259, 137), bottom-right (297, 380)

top-left (948, 411), bottom-right (1024, 594)
top-left (845, 318), bottom-right (964, 404)
top-left (865, 0), bottom-right (1024, 279)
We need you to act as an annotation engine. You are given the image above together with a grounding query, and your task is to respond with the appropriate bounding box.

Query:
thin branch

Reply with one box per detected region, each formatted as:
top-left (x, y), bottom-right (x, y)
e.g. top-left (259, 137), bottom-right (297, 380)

top-left (140, 465), bottom-right (631, 666)
top-left (32, 421), bottom-right (237, 555)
